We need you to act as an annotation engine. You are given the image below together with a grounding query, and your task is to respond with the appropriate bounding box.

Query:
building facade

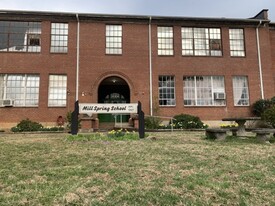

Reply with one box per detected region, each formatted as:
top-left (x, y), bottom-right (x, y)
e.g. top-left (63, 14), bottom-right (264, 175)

top-left (0, 9), bottom-right (275, 128)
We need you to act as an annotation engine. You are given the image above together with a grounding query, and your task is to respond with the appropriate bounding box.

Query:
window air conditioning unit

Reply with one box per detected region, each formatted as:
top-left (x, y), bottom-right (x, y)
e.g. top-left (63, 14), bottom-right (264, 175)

top-left (2, 99), bottom-right (14, 107)
top-left (214, 92), bottom-right (226, 100)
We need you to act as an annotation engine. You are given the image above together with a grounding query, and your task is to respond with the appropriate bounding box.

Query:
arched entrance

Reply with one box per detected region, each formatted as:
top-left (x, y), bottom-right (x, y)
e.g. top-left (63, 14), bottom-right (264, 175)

top-left (98, 76), bottom-right (130, 124)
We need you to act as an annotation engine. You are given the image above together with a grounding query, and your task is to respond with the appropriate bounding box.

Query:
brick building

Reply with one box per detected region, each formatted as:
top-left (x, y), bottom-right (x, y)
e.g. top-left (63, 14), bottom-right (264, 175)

top-left (0, 9), bottom-right (275, 129)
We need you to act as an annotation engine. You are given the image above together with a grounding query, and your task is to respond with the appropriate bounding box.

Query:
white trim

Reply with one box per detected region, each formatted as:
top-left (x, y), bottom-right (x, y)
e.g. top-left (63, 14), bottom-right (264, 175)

top-left (149, 16), bottom-right (153, 116)
top-left (76, 14), bottom-right (80, 101)
top-left (256, 20), bottom-right (264, 99)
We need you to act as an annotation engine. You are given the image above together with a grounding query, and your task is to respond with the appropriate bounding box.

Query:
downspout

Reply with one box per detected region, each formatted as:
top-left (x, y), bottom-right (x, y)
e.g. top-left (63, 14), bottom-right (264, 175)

top-left (75, 14), bottom-right (80, 102)
top-left (256, 20), bottom-right (264, 99)
top-left (149, 16), bottom-right (153, 116)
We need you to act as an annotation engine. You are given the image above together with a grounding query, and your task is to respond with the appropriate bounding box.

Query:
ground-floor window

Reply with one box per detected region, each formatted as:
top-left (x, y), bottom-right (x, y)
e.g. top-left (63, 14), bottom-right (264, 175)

top-left (232, 76), bottom-right (249, 106)
top-left (0, 74), bottom-right (40, 106)
top-left (159, 75), bottom-right (175, 106)
top-left (48, 74), bottom-right (67, 107)
top-left (183, 76), bottom-right (225, 106)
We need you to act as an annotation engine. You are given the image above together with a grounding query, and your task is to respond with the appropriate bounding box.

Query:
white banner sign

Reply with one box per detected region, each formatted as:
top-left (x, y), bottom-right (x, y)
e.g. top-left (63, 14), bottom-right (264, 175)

top-left (79, 103), bottom-right (138, 114)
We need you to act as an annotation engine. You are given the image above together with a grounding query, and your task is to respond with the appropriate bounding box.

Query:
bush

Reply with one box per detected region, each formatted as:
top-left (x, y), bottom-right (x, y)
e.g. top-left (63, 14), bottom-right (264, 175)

top-left (261, 106), bottom-right (275, 128)
top-left (11, 119), bottom-right (65, 132)
top-left (172, 114), bottom-right (207, 129)
top-left (145, 116), bottom-right (162, 129)
top-left (11, 119), bottom-right (43, 132)
top-left (251, 99), bottom-right (272, 117)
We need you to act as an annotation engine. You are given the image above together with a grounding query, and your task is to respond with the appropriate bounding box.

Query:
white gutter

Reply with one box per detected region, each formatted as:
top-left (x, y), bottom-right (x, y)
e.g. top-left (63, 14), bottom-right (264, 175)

top-left (76, 14), bottom-right (80, 101)
top-left (256, 20), bottom-right (264, 99)
top-left (149, 16), bottom-right (153, 116)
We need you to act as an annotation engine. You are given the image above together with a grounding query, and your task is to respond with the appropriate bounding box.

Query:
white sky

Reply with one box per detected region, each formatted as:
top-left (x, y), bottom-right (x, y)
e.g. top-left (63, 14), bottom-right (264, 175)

top-left (0, 0), bottom-right (274, 21)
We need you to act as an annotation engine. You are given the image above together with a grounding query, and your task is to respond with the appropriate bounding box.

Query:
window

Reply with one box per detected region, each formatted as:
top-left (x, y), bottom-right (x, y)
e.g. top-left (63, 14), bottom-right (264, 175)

top-left (184, 76), bottom-right (225, 106)
top-left (0, 21), bottom-right (41, 52)
top-left (232, 76), bottom-right (249, 106)
top-left (106, 25), bottom-right (122, 54)
top-left (159, 76), bottom-right (175, 106)
top-left (181, 27), bottom-right (222, 56)
top-left (229, 29), bottom-right (245, 57)
top-left (48, 75), bottom-right (67, 107)
top-left (50, 23), bottom-right (68, 53)
top-left (157, 26), bottom-right (174, 55)
top-left (0, 74), bottom-right (40, 106)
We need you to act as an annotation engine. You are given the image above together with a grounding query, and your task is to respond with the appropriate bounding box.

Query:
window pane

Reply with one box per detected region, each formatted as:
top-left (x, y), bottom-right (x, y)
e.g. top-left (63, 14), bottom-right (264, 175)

top-left (48, 75), bottom-right (67, 107)
top-left (106, 25), bottom-right (122, 54)
top-left (229, 29), bottom-right (245, 57)
top-left (182, 27), bottom-right (222, 56)
top-left (0, 74), bottom-right (39, 106)
top-left (158, 76), bottom-right (175, 106)
top-left (183, 76), bottom-right (225, 106)
top-left (0, 21), bottom-right (41, 53)
top-left (50, 23), bottom-right (69, 53)
top-left (232, 76), bottom-right (249, 106)
top-left (158, 26), bottom-right (174, 56)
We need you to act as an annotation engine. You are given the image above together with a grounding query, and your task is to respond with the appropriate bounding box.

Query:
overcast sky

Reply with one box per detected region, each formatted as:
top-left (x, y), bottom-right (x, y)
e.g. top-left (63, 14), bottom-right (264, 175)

top-left (0, 0), bottom-right (274, 21)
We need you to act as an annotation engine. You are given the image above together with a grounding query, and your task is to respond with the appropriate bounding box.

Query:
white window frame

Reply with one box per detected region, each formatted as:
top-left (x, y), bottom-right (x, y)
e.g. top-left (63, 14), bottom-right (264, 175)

top-left (232, 76), bottom-right (249, 106)
top-left (106, 25), bottom-right (122, 55)
top-left (48, 74), bottom-right (67, 107)
top-left (229, 28), bottom-right (245, 57)
top-left (0, 21), bottom-right (41, 53)
top-left (50, 23), bottom-right (69, 53)
top-left (0, 74), bottom-right (40, 107)
top-left (183, 76), bottom-right (226, 106)
top-left (157, 26), bottom-right (174, 56)
top-left (181, 27), bottom-right (222, 56)
top-left (159, 75), bottom-right (176, 106)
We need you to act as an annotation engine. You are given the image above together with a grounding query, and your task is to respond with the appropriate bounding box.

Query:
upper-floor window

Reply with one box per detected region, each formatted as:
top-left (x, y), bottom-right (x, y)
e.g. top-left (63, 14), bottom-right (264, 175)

top-left (48, 74), bottom-right (67, 107)
top-left (106, 25), bottom-right (122, 55)
top-left (181, 28), bottom-right (222, 56)
top-left (157, 26), bottom-right (174, 56)
top-left (0, 21), bottom-right (41, 53)
top-left (183, 76), bottom-right (225, 106)
top-left (0, 74), bottom-right (40, 107)
top-left (50, 23), bottom-right (68, 53)
top-left (159, 75), bottom-right (175, 106)
top-left (229, 29), bottom-right (245, 57)
top-left (232, 76), bottom-right (249, 106)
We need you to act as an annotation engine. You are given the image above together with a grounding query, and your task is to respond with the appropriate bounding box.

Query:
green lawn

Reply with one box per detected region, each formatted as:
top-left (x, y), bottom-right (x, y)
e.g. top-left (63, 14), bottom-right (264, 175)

top-left (0, 132), bottom-right (274, 205)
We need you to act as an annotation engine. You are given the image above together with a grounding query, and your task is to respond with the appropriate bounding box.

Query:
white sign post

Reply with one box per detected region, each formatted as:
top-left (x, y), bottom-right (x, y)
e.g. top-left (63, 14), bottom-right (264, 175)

top-left (79, 103), bottom-right (138, 115)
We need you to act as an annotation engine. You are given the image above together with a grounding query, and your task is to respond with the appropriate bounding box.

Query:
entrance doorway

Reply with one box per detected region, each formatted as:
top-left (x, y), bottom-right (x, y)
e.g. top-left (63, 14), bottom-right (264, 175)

top-left (98, 76), bottom-right (130, 124)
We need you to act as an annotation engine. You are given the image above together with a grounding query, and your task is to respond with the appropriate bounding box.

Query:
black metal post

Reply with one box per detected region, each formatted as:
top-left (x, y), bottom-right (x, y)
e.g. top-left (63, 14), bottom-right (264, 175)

top-left (71, 100), bottom-right (79, 135)
top-left (138, 101), bottom-right (145, 138)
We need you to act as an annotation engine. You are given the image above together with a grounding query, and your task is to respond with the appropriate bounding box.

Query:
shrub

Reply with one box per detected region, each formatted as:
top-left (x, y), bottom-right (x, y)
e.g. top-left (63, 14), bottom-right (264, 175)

top-left (261, 106), bottom-right (275, 128)
top-left (145, 116), bottom-right (162, 129)
top-left (11, 119), bottom-right (43, 132)
top-left (172, 114), bottom-right (207, 129)
top-left (252, 99), bottom-right (273, 117)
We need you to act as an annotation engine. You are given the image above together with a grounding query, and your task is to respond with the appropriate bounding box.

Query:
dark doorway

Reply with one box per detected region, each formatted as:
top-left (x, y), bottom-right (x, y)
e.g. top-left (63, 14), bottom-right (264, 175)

top-left (98, 76), bottom-right (130, 123)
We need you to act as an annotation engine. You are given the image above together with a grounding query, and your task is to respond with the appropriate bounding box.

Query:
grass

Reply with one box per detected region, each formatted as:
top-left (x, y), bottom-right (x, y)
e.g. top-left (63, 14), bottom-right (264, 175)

top-left (0, 132), bottom-right (274, 205)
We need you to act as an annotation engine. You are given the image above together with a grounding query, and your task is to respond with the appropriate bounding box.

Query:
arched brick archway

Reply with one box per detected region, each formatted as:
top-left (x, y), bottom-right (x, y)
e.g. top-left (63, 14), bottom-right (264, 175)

top-left (97, 76), bottom-right (130, 123)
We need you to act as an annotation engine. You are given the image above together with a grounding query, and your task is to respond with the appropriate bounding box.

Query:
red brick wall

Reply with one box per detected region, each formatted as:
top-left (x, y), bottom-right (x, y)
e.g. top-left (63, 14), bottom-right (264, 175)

top-left (151, 24), bottom-right (274, 120)
top-left (0, 18), bottom-right (275, 128)
top-left (0, 21), bottom-right (78, 126)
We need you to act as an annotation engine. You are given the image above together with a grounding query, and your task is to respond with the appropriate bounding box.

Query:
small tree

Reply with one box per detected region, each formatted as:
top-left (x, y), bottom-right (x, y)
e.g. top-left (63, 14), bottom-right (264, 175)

top-left (261, 106), bottom-right (275, 128)
top-left (251, 99), bottom-right (272, 117)
top-left (145, 116), bottom-right (162, 129)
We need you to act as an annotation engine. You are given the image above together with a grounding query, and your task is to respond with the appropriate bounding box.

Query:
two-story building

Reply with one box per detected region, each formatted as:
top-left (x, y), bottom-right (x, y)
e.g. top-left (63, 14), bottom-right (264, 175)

top-left (0, 9), bottom-right (275, 129)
